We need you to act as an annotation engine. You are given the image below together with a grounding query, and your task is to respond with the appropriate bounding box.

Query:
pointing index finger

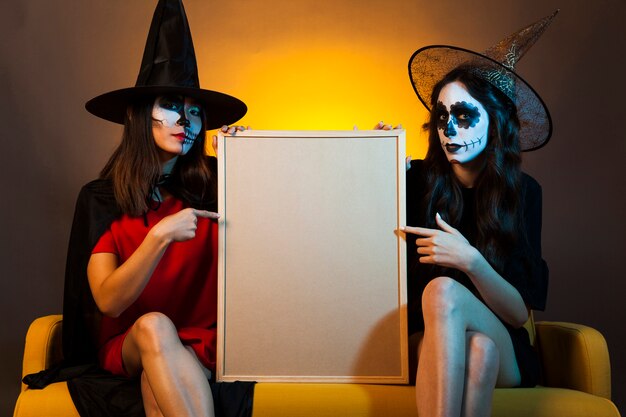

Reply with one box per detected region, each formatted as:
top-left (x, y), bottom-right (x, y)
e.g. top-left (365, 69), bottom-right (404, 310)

top-left (194, 210), bottom-right (220, 219)
top-left (399, 225), bottom-right (437, 236)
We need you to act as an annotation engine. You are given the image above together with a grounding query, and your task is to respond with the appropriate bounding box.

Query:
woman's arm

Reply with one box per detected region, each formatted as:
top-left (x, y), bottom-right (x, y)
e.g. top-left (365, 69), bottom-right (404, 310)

top-left (87, 208), bottom-right (218, 317)
top-left (402, 213), bottom-right (528, 328)
top-left (463, 246), bottom-right (529, 328)
top-left (469, 176), bottom-right (548, 323)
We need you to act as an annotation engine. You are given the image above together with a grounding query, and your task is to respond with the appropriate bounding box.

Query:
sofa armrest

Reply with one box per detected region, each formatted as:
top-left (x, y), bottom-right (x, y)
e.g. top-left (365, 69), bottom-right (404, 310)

top-left (535, 321), bottom-right (611, 399)
top-left (21, 315), bottom-right (63, 392)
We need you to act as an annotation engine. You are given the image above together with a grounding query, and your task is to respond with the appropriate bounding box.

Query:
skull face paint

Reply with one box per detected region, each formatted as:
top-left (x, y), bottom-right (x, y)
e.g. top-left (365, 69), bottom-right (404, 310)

top-left (436, 81), bottom-right (488, 164)
top-left (152, 95), bottom-right (203, 161)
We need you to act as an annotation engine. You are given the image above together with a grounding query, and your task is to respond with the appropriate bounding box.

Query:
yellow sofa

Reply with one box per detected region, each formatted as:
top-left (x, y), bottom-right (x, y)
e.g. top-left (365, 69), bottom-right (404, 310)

top-left (14, 315), bottom-right (621, 417)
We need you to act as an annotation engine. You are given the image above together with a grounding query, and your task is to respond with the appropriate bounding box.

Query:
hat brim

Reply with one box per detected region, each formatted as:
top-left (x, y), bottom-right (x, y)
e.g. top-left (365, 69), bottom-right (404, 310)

top-left (85, 85), bottom-right (247, 130)
top-left (408, 45), bottom-right (552, 152)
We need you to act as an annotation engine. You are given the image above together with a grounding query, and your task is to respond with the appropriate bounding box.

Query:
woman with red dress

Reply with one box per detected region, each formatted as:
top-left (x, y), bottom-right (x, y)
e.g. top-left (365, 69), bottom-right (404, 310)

top-left (73, 1), bottom-right (248, 416)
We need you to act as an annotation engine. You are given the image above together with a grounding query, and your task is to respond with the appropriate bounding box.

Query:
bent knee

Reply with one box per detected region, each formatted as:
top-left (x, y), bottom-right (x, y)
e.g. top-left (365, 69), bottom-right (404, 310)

top-left (131, 312), bottom-right (178, 353)
top-left (467, 333), bottom-right (499, 386)
top-left (421, 276), bottom-right (463, 320)
top-left (468, 333), bottom-right (499, 368)
top-left (134, 312), bottom-right (175, 334)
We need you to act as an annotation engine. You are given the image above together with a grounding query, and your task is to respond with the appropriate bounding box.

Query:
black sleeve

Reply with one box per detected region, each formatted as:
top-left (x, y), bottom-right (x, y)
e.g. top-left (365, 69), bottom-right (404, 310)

top-left (501, 175), bottom-right (549, 311)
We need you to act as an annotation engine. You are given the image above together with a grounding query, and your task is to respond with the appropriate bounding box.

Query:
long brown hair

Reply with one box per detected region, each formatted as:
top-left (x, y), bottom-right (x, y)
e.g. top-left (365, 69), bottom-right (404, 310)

top-left (423, 67), bottom-right (524, 271)
top-left (100, 97), bottom-right (216, 216)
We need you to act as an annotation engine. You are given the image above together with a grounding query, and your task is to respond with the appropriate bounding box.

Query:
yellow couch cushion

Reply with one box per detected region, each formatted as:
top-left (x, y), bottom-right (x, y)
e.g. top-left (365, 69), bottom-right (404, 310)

top-left (13, 382), bottom-right (79, 417)
top-left (14, 382), bottom-right (621, 417)
top-left (492, 387), bottom-right (621, 417)
top-left (251, 384), bottom-right (621, 417)
top-left (252, 383), bottom-right (415, 417)
top-left (536, 321), bottom-right (612, 398)
top-left (15, 315), bottom-right (620, 417)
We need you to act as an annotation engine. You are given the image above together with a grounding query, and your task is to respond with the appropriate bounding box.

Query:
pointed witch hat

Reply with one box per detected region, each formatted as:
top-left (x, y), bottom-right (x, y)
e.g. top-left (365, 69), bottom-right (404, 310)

top-left (85, 0), bottom-right (247, 130)
top-left (408, 10), bottom-right (558, 151)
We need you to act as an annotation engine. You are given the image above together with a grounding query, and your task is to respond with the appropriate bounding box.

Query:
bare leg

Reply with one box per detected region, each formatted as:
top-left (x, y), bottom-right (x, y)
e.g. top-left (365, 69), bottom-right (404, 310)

top-left (184, 345), bottom-right (213, 381)
top-left (140, 347), bottom-right (212, 417)
top-left (122, 312), bottom-right (215, 417)
top-left (460, 332), bottom-right (499, 417)
top-left (141, 371), bottom-right (164, 417)
top-left (415, 277), bottom-right (520, 417)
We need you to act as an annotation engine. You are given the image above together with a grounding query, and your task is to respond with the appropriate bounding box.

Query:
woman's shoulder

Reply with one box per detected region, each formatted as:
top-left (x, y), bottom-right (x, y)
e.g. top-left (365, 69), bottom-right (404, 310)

top-left (80, 178), bottom-right (113, 193)
top-left (204, 154), bottom-right (217, 167)
top-left (76, 178), bottom-right (120, 213)
top-left (520, 171), bottom-right (542, 197)
top-left (519, 172), bottom-right (544, 220)
top-left (408, 158), bottom-right (426, 172)
top-left (407, 159), bottom-right (427, 183)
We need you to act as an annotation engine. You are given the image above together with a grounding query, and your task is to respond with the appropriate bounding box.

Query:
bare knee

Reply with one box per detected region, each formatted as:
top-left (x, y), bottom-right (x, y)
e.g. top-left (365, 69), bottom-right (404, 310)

top-left (421, 276), bottom-right (462, 323)
top-left (131, 312), bottom-right (178, 355)
top-left (466, 333), bottom-right (499, 388)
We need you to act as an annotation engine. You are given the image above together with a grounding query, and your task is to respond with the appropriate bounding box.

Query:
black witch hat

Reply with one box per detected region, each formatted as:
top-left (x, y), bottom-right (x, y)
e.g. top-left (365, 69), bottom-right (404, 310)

top-left (85, 0), bottom-right (247, 129)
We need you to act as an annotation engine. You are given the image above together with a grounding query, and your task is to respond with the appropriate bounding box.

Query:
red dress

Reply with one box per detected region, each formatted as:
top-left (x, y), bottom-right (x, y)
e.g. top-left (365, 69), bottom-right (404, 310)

top-left (92, 197), bottom-right (218, 376)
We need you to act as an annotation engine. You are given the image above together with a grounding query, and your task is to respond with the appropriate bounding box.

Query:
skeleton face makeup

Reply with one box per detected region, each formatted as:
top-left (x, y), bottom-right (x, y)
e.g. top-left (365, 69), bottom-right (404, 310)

top-left (152, 95), bottom-right (203, 161)
top-left (435, 81), bottom-right (489, 164)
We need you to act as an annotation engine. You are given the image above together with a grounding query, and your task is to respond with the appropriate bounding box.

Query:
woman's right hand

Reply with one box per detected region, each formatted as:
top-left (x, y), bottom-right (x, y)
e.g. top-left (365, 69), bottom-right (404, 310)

top-left (89, 207), bottom-right (218, 317)
top-left (212, 125), bottom-right (251, 155)
top-left (151, 208), bottom-right (220, 243)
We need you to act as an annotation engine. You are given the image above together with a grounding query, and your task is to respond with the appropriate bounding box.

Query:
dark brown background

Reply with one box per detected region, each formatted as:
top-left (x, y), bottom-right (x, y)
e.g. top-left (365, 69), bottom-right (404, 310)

top-left (1, 0), bottom-right (624, 415)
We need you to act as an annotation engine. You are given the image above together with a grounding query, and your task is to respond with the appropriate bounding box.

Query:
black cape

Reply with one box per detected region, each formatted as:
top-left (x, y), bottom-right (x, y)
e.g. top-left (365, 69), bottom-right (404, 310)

top-left (24, 161), bottom-right (254, 417)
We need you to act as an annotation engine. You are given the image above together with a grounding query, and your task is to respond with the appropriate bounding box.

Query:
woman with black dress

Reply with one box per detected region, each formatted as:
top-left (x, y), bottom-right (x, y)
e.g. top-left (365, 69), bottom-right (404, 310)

top-left (395, 11), bottom-right (557, 417)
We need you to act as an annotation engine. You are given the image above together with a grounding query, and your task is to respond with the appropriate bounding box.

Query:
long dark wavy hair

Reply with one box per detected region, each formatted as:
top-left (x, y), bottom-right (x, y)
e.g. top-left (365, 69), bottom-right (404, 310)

top-left (423, 67), bottom-right (524, 272)
top-left (100, 97), bottom-right (216, 216)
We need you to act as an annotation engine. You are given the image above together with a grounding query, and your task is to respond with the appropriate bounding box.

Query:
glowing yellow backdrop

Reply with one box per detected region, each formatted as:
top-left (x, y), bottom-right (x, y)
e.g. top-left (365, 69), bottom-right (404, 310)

top-left (185, 0), bottom-right (445, 160)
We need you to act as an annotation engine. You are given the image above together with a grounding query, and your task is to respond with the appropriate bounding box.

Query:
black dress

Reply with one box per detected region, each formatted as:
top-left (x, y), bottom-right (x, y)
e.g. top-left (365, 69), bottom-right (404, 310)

top-left (405, 160), bottom-right (549, 387)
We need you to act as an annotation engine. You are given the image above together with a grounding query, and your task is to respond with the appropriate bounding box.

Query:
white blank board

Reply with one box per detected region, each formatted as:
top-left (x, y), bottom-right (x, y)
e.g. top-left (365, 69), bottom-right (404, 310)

top-left (216, 130), bottom-right (407, 383)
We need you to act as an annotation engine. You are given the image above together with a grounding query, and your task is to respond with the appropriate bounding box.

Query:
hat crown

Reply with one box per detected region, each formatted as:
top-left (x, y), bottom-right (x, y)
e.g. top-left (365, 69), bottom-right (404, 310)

top-left (471, 10), bottom-right (558, 100)
top-left (483, 9), bottom-right (559, 71)
top-left (84, 0), bottom-right (246, 129)
top-left (135, 0), bottom-right (200, 89)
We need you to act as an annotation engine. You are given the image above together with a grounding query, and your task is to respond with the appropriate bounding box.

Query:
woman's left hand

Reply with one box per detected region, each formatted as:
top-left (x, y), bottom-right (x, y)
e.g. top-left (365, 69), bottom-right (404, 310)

top-left (401, 213), bottom-right (478, 272)
top-left (373, 121), bottom-right (403, 130)
top-left (211, 125), bottom-right (250, 154)
top-left (363, 121), bottom-right (411, 170)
